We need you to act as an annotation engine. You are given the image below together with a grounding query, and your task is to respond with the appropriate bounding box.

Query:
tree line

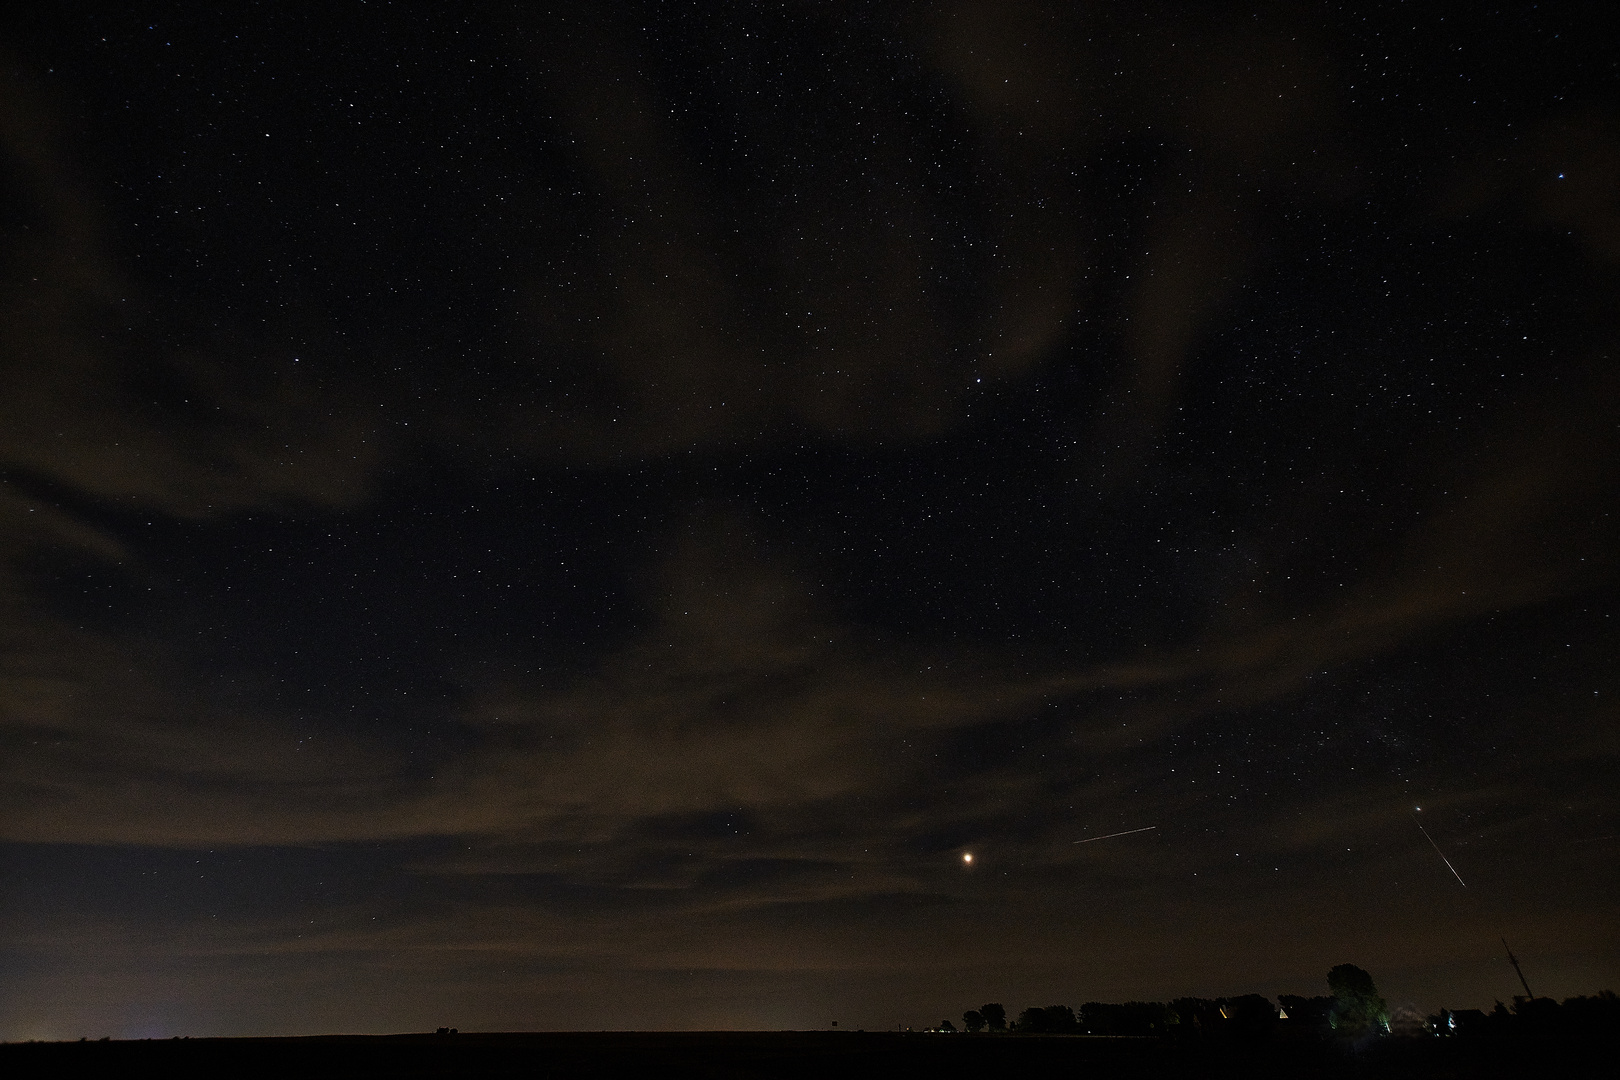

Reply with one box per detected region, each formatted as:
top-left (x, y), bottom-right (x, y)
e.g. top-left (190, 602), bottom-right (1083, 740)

top-left (941, 964), bottom-right (1393, 1041)
top-left (938, 966), bottom-right (1620, 1044)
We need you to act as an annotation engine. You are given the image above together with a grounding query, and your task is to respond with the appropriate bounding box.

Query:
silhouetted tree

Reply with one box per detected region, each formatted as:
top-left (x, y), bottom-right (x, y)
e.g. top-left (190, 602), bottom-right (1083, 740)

top-left (979, 1003), bottom-right (1006, 1032)
top-left (1428, 991), bottom-right (1619, 1041)
top-left (962, 1010), bottom-right (985, 1033)
top-left (1278, 994), bottom-right (1334, 1039)
top-left (1222, 994), bottom-right (1277, 1039)
top-left (1561, 991), bottom-right (1620, 1037)
top-left (1013, 1005), bottom-right (1078, 1033)
top-left (1084, 1001), bottom-right (1173, 1036)
top-left (1328, 964), bottom-right (1388, 1040)
top-left (1127, 1001), bottom-right (1173, 1036)
top-left (1081, 1002), bottom-right (1117, 1035)
top-left (1169, 997), bottom-right (1223, 1034)
top-left (939, 1019), bottom-right (956, 1032)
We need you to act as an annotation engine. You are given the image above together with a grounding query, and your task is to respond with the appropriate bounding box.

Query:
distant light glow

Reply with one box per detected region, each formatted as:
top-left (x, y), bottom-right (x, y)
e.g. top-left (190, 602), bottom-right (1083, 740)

top-left (962, 852), bottom-right (973, 864)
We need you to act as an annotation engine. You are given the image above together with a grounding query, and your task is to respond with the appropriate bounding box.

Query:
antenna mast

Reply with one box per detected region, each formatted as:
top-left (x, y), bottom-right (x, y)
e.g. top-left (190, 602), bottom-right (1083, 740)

top-left (1501, 937), bottom-right (1534, 1001)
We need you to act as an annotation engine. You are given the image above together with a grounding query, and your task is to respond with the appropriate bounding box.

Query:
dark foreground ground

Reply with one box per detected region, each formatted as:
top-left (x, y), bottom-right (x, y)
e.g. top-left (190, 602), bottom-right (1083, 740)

top-left (2, 1030), bottom-right (1612, 1079)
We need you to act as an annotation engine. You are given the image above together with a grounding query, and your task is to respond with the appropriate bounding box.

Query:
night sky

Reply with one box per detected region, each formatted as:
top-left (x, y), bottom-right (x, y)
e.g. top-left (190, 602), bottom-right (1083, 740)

top-left (3, 2), bottom-right (1617, 1039)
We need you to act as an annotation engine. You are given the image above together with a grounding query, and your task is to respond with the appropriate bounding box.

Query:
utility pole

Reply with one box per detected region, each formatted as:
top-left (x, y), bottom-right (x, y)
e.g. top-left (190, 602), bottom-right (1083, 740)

top-left (1501, 937), bottom-right (1534, 1001)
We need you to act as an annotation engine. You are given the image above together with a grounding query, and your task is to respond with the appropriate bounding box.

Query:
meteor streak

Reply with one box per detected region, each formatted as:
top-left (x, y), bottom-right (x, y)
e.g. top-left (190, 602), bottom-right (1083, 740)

top-left (1412, 809), bottom-right (1468, 889)
top-left (1073, 826), bottom-right (1157, 844)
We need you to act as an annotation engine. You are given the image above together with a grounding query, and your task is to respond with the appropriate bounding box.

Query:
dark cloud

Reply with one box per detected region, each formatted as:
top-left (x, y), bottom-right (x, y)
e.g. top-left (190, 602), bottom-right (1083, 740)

top-left (929, 2), bottom-right (1350, 476)
top-left (2, 510), bottom-right (1056, 847)
top-left (0, 65), bottom-right (385, 517)
top-left (482, 9), bottom-right (980, 456)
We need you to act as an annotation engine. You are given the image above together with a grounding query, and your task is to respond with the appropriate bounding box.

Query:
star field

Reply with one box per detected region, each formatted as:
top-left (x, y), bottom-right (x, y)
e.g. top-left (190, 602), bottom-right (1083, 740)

top-left (1, 1), bottom-right (1617, 1039)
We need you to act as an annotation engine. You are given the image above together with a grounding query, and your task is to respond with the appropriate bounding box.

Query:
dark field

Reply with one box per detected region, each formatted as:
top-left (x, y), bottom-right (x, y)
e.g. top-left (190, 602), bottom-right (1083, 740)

top-left (2, 1031), bottom-right (1611, 1080)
